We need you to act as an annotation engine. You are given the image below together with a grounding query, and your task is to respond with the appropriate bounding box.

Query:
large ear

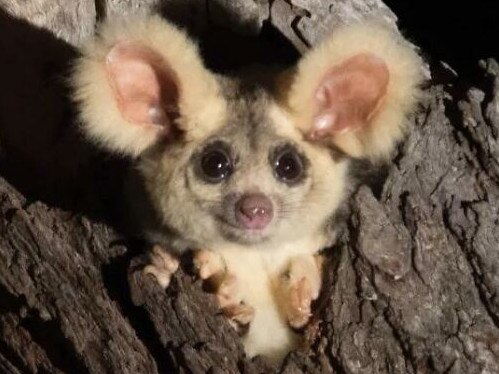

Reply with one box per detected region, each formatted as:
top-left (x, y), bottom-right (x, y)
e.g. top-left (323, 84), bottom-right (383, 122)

top-left (72, 15), bottom-right (225, 157)
top-left (284, 22), bottom-right (423, 159)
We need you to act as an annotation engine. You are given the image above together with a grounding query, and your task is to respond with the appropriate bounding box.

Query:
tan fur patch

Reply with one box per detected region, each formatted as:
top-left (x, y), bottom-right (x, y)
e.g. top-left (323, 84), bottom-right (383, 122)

top-left (72, 15), bottom-right (227, 157)
top-left (284, 21), bottom-right (424, 159)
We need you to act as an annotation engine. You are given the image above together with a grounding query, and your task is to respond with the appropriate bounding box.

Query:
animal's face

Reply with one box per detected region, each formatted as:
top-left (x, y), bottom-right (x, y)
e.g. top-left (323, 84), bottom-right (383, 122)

top-left (73, 16), bottom-right (422, 250)
top-left (140, 82), bottom-right (347, 248)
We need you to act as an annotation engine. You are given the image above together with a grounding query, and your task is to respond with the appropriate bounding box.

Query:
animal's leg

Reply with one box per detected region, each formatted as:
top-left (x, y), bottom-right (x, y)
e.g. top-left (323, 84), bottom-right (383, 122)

top-left (194, 249), bottom-right (255, 328)
top-left (279, 254), bottom-right (323, 328)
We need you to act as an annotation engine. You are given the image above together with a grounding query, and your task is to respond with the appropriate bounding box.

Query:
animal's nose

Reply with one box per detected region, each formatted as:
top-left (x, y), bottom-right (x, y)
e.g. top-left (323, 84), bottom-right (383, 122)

top-left (235, 193), bottom-right (274, 230)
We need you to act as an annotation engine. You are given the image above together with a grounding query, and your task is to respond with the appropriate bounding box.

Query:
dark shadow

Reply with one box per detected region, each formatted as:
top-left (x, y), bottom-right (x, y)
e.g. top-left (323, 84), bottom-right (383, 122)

top-left (384, 0), bottom-right (498, 76)
top-left (101, 239), bottom-right (179, 374)
top-left (0, 9), bottom-right (139, 229)
top-left (159, 2), bottom-right (300, 72)
top-left (0, 10), bottom-right (101, 215)
top-left (20, 316), bottom-right (88, 374)
top-left (0, 283), bottom-right (88, 373)
top-left (200, 21), bottom-right (301, 72)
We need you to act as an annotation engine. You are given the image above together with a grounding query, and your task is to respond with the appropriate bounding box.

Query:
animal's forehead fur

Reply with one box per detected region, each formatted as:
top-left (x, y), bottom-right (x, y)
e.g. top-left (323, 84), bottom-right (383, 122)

top-left (208, 76), bottom-right (289, 155)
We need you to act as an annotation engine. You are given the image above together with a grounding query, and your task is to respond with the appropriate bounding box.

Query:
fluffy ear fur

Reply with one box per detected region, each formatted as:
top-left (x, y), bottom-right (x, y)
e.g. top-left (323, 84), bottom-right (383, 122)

top-left (285, 22), bottom-right (423, 159)
top-left (72, 15), bottom-right (226, 157)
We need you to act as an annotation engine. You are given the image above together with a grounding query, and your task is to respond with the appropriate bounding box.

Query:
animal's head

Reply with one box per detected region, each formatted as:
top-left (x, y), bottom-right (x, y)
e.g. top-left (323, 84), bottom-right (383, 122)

top-left (73, 16), bottom-right (422, 249)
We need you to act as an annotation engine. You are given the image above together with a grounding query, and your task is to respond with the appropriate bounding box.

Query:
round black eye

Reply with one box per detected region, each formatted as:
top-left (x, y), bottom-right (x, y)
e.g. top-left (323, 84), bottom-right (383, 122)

top-left (273, 147), bottom-right (305, 183)
top-left (200, 147), bottom-right (233, 183)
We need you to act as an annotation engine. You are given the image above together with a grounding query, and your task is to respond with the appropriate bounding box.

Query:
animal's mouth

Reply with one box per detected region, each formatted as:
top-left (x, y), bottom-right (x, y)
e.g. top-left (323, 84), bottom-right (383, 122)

top-left (215, 215), bottom-right (273, 244)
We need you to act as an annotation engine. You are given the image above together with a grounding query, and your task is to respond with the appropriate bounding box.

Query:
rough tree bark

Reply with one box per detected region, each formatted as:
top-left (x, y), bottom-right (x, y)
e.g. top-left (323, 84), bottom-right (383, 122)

top-left (0, 1), bottom-right (498, 373)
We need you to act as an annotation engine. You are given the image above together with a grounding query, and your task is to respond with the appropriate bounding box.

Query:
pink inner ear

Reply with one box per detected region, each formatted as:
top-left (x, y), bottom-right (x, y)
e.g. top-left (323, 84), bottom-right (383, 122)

top-left (310, 53), bottom-right (389, 139)
top-left (106, 41), bottom-right (178, 129)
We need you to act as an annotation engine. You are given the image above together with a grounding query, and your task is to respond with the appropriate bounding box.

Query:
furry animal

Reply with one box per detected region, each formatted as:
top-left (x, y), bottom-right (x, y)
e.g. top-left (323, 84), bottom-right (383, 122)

top-left (72, 15), bottom-right (422, 363)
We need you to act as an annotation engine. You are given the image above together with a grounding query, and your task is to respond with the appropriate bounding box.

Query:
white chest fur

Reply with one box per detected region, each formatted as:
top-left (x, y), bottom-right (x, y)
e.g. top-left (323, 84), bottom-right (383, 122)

top-left (215, 235), bottom-right (325, 362)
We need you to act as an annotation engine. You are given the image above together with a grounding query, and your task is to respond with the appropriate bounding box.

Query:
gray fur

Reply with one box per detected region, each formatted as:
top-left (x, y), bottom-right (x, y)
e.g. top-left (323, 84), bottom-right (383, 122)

top-left (126, 74), bottom-right (337, 253)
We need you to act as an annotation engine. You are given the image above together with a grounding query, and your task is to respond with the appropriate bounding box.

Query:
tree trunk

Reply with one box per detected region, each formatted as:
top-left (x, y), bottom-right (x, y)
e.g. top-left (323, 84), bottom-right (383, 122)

top-left (1, 1), bottom-right (498, 373)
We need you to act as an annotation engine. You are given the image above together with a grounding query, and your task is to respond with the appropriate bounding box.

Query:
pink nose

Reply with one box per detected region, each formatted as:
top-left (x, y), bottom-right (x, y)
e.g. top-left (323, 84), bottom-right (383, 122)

top-left (235, 194), bottom-right (273, 230)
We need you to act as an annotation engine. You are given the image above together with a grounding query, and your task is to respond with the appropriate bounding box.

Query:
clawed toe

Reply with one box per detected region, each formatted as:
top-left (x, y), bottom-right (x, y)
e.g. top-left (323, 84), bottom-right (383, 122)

top-left (223, 303), bottom-right (255, 327)
top-left (281, 255), bottom-right (323, 329)
top-left (216, 273), bottom-right (239, 308)
top-left (143, 245), bottom-right (179, 289)
top-left (217, 274), bottom-right (255, 329)
top-left (193, 249), bottom-right (225, 280)
top-left (287, 277), bottom-right (313, 329)
top-left (194, 250), bottom-right (255, 329)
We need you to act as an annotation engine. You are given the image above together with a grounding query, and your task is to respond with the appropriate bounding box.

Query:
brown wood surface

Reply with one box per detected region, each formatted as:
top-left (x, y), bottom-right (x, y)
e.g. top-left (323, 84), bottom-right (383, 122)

top-left (0, 1), bottom-right (498, 373)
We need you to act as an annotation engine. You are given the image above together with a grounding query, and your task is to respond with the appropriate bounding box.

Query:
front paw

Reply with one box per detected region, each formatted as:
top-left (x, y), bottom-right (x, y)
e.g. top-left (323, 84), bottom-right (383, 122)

top-left (223, 303), bottom-right (255, 328)
top-left (285, 277), bottom-right (314, 329)
top-left (217, 273), bottom-right (255, 329)
top-left (193, 249), bottom-right (226, 280)
top-left (281, 255), bottom-right (322, 329)
top-left (143, 245), bottom-right (180, 289)
top-left (194, 250), bottom-right (255, 328)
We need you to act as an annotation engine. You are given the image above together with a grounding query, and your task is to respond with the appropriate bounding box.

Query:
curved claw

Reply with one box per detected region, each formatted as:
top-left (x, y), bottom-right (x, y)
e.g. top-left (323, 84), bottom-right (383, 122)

top-left (193, 249), bottom-right (225, 280)
top-left (287, 277), bottom-right (313, 329)
top-left (143, 245), bottom-right (179, 289)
